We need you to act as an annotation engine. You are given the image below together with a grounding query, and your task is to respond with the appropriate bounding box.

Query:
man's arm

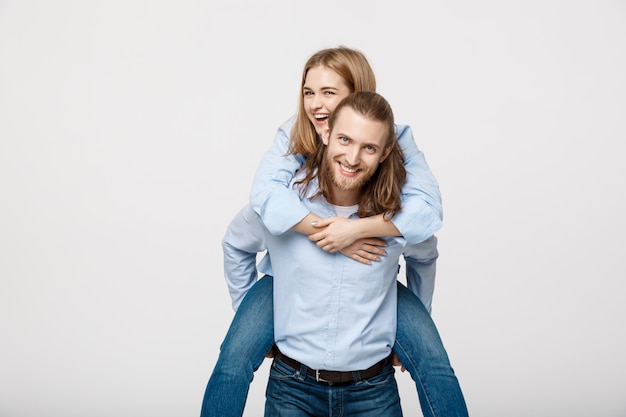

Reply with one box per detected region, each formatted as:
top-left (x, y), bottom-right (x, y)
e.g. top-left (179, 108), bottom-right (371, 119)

top-left (222, 204), bottom-right (268, 311)
top-left (403, 235), bottom-right (439, 313)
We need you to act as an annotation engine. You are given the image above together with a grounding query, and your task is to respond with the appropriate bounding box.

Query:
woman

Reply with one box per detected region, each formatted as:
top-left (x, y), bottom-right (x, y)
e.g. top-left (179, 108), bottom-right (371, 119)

top-left (201, 46), bottom-right (468, 417)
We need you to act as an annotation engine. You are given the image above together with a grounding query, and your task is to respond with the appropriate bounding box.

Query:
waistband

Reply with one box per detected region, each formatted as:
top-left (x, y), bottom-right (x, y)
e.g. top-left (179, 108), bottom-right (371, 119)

top-left (274, 349), bottom-right (391, 384)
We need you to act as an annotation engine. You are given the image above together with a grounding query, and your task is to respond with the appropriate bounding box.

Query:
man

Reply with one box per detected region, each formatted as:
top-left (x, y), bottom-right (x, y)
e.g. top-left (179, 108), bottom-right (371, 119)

top-left (223, 91), bottom-right (437, 416)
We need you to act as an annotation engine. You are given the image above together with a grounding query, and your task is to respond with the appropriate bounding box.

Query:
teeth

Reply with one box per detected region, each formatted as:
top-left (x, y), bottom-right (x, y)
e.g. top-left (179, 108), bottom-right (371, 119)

top-left (340, 164), bottom-right (358, 173)
top-left (314, 114), bottom-right (328, 120)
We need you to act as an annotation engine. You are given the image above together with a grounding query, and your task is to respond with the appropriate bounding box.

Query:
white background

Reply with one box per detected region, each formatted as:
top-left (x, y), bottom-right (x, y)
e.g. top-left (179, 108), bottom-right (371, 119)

top-left (1, 1), bottom-right (625, 416)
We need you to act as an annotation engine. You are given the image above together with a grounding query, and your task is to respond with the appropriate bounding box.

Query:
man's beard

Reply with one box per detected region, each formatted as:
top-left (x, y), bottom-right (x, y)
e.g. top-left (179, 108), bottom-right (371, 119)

top-left (323, 152), bottom-right (371, 192)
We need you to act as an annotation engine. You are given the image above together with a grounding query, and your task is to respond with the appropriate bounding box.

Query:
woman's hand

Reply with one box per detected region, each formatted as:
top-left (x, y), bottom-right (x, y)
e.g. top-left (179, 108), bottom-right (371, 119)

top-left (339, 238), bottom-right (387, 264)
top-left (308, 217), bottom-right (362, 252)
top-left (308, 217), bottom-right (387, 264)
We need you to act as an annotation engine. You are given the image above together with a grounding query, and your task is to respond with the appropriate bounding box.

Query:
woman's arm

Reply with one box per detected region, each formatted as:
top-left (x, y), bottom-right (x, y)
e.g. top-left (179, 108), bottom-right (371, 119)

top-left (249, 117), bottom-right (310, 236)
top-left (393, 124), bottom-right (443, 244)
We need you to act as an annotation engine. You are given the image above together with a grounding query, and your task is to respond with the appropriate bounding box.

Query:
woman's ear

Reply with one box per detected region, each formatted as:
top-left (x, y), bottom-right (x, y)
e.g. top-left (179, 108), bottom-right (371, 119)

top-left (321, 128), bottom-right (330, 145)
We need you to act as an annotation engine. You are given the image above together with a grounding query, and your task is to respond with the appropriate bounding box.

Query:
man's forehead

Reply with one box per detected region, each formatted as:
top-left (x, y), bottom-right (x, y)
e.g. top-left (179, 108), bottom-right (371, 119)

top-left (331, 107), bottom-right (386, 145)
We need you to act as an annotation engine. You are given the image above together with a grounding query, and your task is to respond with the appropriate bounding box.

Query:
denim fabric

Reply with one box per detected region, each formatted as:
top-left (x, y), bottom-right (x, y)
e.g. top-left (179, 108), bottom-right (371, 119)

top-left (264, 355), bottom-right (402, 417)
top-left (200, 276), bottom-right (274, 417)
top-left (200, 277), bottom-right (468, 417)
top-left (395, 283), bottom-right (469, 417)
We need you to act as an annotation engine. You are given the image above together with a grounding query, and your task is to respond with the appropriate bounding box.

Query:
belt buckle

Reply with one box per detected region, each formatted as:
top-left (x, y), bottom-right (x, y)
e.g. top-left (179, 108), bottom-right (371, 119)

top-left (315, 369), bottom-right (330, 383)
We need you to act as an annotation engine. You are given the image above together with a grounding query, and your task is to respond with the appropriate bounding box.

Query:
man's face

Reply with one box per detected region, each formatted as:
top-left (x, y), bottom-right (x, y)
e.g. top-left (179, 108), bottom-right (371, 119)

top-left (303, 65), bottom-right (352, 136)
top-left (322, 107), bottom-right (391, 194)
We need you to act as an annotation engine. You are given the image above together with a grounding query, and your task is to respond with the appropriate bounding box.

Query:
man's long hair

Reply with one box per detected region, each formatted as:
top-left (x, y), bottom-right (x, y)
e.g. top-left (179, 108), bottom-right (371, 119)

top-left (295, 92), bottom-right (406, 220)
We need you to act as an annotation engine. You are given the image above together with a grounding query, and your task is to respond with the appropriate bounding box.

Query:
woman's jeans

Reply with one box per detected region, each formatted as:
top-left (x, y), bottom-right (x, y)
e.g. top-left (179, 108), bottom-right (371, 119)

top-left (200, 276), bottom-right (468, 417)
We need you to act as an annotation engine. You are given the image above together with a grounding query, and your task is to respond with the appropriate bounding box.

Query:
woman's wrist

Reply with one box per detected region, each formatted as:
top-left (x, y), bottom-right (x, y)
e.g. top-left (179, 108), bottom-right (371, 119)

top-left (357, 214), bottom-right (402, 238)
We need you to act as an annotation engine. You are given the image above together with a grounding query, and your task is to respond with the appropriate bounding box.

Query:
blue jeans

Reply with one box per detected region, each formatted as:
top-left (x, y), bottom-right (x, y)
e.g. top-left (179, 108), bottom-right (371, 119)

top-left (200, 276), bottom-right (468, 417)
top-left (265, 355), bottom-right (402, 417)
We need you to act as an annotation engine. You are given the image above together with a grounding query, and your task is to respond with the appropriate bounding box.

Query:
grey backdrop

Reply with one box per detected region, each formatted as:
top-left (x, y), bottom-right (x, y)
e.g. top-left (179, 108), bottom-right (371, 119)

top-left (1, 1), bottom-right (625, 416)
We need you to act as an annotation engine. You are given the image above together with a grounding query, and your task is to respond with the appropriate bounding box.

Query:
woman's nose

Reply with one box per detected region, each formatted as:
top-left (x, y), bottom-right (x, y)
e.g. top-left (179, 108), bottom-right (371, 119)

top-left (310, 94), bottom-right (322, 109)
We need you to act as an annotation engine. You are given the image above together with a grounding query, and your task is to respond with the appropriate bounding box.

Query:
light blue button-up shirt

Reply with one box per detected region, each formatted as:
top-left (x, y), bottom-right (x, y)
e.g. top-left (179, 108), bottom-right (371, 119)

top-left (250, 116), bottom-right (443, 244)
top-left (223, 177), bottom-right (439, 371)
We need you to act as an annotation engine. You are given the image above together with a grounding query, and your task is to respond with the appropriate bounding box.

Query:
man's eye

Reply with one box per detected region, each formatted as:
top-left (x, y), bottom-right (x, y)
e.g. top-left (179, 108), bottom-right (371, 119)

top-left (339, 137), bottom-right (349, 143)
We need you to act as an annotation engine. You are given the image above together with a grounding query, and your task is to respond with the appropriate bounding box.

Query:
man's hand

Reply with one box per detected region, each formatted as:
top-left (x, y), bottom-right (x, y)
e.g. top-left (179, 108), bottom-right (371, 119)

top-left (392, 352), bottom-right (406, 372)
top-left (266, 345), bottom-right (276, 359)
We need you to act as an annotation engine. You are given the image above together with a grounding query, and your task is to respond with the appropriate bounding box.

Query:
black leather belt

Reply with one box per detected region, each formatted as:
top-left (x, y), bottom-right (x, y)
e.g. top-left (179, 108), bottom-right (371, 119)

top-left (275, 349), bottom-right (391, 384)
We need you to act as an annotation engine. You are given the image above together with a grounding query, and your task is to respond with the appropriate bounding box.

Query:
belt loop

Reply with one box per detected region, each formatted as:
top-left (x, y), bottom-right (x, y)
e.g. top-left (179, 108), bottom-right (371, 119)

top-left (298, 363), bottom-right (308, 382)
top-left (351, 371), bottom-right (362, 383)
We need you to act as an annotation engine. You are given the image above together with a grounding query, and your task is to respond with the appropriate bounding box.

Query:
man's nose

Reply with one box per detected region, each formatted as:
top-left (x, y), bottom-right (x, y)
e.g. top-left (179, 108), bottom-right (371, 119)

top-left (345, 147), bottom-right (360, 165)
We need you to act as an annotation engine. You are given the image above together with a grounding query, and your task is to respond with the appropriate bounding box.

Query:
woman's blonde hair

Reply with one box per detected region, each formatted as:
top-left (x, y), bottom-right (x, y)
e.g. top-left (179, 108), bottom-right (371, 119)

top-left (289, 46), bottom-right (377, 156)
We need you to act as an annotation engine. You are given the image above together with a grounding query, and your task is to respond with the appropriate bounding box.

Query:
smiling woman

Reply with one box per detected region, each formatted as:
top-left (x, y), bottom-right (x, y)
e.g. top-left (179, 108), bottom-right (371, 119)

top-left (303, 65), bottom-right (352, 135)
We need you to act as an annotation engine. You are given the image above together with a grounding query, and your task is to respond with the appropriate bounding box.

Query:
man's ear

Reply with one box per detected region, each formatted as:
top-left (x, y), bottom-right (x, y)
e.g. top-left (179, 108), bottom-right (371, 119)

top-left (321, 128), bottom-right (330, 145)
top-left (379, 146), bottom-right (392, 163)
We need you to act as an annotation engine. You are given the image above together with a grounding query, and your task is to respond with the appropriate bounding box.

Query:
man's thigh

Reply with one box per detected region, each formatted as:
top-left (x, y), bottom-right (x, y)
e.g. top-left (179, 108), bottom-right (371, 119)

top-left (264, 359), bottom-right (327, 417)
top-left (342, 365), bottom-right (402, 417)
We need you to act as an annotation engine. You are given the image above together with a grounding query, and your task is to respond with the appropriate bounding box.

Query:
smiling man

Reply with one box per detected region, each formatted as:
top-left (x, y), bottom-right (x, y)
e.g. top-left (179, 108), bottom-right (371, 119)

top-left (222, 91), bottom-right (425, 416)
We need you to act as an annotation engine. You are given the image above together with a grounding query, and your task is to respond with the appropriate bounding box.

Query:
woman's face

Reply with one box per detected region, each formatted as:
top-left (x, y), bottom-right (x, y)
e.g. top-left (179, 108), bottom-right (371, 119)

top-left (303, 65), bottom-right (352, 136)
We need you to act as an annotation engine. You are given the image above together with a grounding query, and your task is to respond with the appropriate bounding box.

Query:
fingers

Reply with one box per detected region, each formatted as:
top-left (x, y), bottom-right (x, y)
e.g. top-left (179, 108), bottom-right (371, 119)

top-left (348, 248), bottom-right (387, 264)
top-left (391, 352), bottom-right (406, 372)
top-left (361, 237), bottom-right (387, 247)
top-left (266, 345), bottom-right (276, 359)
top-left (316, 240), bottom-right (338, 253)
top-left (355, 249), bottom-right (380, 263)
top-left (362, 244), bottom-right (387, 257)
top-left (308, 231), bottom-right (324, 242)
top-left (349, 253), bottom-right (373, 265)
top-left (311, 218), bottom-right (333, 228)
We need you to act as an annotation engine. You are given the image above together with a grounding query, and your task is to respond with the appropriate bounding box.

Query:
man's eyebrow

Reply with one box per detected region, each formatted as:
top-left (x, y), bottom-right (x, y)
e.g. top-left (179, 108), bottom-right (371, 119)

top-left (333, 131), bottom-right (351, 140)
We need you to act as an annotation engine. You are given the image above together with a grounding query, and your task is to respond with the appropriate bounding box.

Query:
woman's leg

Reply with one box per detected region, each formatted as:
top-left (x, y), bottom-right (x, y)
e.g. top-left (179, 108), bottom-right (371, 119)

top-left (200, 275), bottom-right (274, 417)
top-left (393, 281), bottom-right (469, 417)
